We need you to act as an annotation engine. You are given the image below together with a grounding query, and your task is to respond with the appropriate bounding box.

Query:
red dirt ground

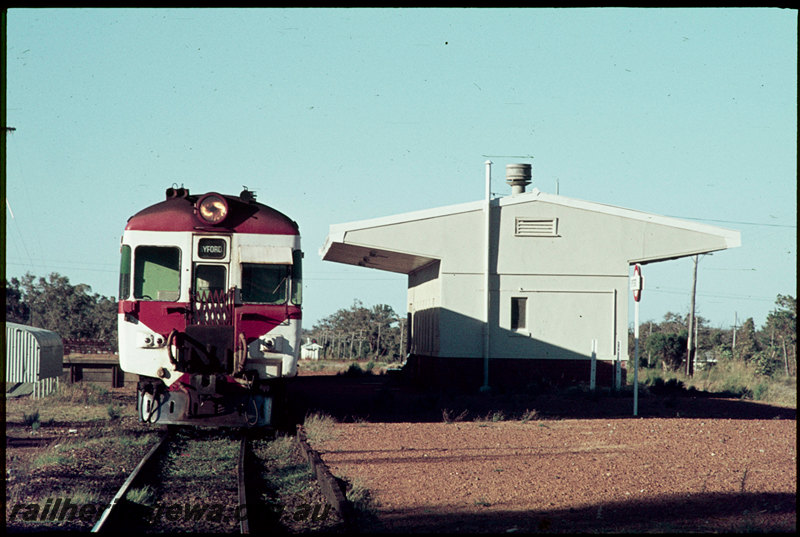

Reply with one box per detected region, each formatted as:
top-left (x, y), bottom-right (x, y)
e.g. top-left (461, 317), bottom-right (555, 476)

top-left (290, 374), bottom-right (796, 533)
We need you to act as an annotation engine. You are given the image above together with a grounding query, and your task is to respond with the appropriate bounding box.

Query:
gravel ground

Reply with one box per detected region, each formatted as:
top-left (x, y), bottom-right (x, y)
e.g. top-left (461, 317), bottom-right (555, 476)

top-left (296, 381), bottom-right (796, 534)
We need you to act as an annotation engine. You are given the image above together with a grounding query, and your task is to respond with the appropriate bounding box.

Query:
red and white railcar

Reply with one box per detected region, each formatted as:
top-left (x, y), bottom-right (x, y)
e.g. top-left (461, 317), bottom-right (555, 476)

top-left (118, 187), bottom-right (301, 427)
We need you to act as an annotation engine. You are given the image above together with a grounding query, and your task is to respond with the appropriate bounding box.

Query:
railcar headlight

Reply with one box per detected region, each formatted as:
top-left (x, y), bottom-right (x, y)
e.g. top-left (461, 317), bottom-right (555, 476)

top-left (196, 193), bottom-right (228, 225)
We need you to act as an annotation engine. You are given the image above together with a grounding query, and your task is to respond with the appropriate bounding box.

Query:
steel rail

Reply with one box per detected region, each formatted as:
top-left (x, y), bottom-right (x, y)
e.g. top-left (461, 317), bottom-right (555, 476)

top-left (238, 433), bottom-right (250, 534)
top-left (91, 432), bottom-right (170, 533)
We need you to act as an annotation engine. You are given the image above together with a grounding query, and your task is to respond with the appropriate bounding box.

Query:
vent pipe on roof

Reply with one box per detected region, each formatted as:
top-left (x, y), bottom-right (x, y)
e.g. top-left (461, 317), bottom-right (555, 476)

top-left (506, 163), bottom-right (532, 195)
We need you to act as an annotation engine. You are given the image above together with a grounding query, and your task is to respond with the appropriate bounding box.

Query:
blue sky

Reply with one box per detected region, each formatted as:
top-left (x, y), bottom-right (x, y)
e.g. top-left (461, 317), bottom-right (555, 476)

top-left (4, 8), bottom-right (797, 330)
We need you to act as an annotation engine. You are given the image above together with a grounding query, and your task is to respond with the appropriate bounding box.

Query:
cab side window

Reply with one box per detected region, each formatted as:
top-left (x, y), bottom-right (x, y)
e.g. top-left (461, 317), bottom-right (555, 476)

top-left (241, 263), bottom-right (289, 305)
top-left (134, 246), bottom-right (181, 301)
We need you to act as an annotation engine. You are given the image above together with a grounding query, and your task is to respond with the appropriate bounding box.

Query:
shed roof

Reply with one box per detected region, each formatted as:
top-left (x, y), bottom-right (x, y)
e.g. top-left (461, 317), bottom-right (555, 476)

top-left (320, 188), bottom-right (740, 273)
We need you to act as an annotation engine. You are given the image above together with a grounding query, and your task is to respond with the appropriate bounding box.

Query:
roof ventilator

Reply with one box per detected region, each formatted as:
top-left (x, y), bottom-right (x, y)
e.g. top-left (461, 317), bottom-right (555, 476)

top-left (506, 163), bottom-right (532, 196)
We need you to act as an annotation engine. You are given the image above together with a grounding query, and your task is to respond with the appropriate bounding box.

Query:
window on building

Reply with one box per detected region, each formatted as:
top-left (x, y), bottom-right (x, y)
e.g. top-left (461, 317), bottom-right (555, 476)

top-left (511, 297), bottom-right (527, 330)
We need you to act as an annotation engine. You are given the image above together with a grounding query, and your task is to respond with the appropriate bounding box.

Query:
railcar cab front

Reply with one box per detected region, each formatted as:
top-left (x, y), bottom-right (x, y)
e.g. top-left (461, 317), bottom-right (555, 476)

top-left (117, 188), bottom-right (301, 427)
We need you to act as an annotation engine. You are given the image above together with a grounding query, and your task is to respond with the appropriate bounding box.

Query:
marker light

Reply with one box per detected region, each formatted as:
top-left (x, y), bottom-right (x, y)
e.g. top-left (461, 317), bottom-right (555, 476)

top-left (196, 193), bottom-right (228, 225)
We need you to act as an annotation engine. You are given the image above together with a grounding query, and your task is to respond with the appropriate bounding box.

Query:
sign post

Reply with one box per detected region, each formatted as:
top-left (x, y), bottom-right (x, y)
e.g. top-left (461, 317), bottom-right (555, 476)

top-left (631, 265), bottom-right (644, 416)
top-left (630, 264), bottom-right (643, 416)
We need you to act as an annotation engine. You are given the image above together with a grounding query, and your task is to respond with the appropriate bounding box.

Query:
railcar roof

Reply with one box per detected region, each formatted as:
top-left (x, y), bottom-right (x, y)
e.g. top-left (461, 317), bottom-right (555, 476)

top-left (125, 192), bottom-right (299, 235)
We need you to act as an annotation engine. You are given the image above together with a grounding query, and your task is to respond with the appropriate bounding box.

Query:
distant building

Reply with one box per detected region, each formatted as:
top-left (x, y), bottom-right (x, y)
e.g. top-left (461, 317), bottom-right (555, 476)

top-left (301, 339), bottom-right (323, 361)
top-left (6, 322), bottom-right (63, 398)
top-left (320, 163), bottom-right (740, 391)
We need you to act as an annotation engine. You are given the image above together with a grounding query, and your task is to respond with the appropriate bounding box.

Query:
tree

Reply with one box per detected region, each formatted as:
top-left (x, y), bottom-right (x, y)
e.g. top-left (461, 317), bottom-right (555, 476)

top-left (736, 317), bottom-right (759, 363)
top-left (645, 331), bottom-right (688, 371)
top-left (4, 272), bottom-right (118, 349)
top-left (761, 295), bottom-right (796, 376)
top-left (5, 278), bottom-right (30, 323)
top-left (309, 300), bottom-right (404, 362)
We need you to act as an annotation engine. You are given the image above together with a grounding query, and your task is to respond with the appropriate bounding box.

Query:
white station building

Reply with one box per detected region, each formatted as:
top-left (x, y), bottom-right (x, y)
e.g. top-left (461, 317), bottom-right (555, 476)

top-left (320, 163), bottom-right (740, 391)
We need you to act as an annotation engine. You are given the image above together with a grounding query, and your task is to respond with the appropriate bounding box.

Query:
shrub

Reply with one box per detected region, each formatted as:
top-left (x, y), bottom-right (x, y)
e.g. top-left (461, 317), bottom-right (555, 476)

top-left (339, 362), bottom-right (372, 377)
top-left (442, 408), bottom-right (468, 423)
top-left (23, 410), bottom-right (40, 427)
top-left (752, 350), bottom-right (781, 377)
top-left (752, 382), bottom-right (769, 401)
top-left (303, 412), bottom-right (337, 444)
top-left (107, 404), bottom-right (121, 420)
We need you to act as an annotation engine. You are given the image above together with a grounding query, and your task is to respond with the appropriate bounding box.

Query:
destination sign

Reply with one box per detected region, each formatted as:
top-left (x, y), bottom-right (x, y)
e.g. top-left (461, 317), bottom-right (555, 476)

top-left (197, 238), bottom-right (227, 259)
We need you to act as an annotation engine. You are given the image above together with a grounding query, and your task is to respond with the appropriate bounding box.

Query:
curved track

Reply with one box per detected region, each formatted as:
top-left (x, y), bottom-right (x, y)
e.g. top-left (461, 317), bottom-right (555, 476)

top-left (91, 429), bottom-right (257, 534)
top-left (91, 431), bottom-right (170, 532)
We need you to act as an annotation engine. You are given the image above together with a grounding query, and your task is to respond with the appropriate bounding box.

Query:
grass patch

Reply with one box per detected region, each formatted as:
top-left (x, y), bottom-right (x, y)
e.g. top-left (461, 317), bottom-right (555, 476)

top-left (269, 461), bottom-right (315, 496)
top-left (7, 382), bottom-right (136, 425)
top-left (346, 476), bottom-right (377, 515)
top-left (164, 431), bottom-right (239, 479)
top-left (260, 434), bottom-right (296, 461)
top-left (636, 361), bottom-right (796, 407)
top-left (32, 444), bottom-right (76, 470)
top-left (303, 412), bottom-right (338, 444)
top-left (253, 435), bottom-right (319, 509)
top-left (475, 410), bottom-right (506, 423)
top-left (70, 488), bottom-right (102, 505)
top-left (441, 408), bottom-right (469, 423)
top-left (106, 404), bottom-right (121, 420)
top-left (49, 382), bottom-right (113, 405)
top-left (127, 485), bottom-right (156, 505)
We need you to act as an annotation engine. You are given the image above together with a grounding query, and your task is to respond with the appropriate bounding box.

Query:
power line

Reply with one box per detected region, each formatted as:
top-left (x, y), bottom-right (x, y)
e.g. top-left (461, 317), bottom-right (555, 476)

top-left (664, 214), bottom-right (796, 228)
top-left (648, 287), bottom-right (778, 302)
top-left (5, 262), bottom-right (118, 274)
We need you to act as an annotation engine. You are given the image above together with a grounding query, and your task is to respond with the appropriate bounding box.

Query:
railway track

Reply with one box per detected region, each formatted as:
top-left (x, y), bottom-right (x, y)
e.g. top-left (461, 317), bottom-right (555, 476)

top-left (91, 428), bottom-right (262, 534)
top-left (90, 427), bottom-right (347, 533)
top-left (6, 436), bottom-right (60, 448)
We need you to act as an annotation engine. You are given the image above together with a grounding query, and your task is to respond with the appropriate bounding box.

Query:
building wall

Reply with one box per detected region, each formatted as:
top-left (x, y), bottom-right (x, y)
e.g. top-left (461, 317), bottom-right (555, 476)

top-left (407, 261), bottom-right (442, 356)
top-left (494, 276), bottom-right (623, 361)
top-left (407, 199), bottom-right (632, 365)
top-left (406, 354), bottom-right (626, 392)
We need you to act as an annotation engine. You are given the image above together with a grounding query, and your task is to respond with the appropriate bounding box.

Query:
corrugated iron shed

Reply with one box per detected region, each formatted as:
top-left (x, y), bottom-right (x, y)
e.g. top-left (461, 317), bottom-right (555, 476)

top-left (6, 322), bottom-right (64, 382)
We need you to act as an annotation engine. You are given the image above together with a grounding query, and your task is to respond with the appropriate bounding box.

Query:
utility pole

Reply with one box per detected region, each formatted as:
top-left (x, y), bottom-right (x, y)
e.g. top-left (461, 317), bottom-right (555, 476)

top-left (399, 317), bottom-right (405, 361)
top-left (376, 321), bottom-right (382, 360)
top-left (694, 314), bottom-right (699, 368)
top-left (686, 255), bottom-right (698, 377)
top-left (732, 312), bottom-right (738, 359)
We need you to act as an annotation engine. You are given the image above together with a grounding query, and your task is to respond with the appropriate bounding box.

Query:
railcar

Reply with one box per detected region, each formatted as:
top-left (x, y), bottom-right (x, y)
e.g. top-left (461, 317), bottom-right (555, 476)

top-left (118, 187), bottom-right (301, 427)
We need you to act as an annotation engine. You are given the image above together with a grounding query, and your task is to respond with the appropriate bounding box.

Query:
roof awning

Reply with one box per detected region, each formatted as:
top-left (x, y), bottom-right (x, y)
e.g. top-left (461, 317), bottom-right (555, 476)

top-left (319, 200), bottom-right (481, 274)
top-left (322, 241), bottom-right (438, 274)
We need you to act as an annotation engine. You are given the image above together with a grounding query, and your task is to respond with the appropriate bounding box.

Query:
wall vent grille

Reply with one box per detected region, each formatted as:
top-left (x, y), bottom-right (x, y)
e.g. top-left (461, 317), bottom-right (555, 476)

top-left (515, 218), bottom-right (558, 237)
